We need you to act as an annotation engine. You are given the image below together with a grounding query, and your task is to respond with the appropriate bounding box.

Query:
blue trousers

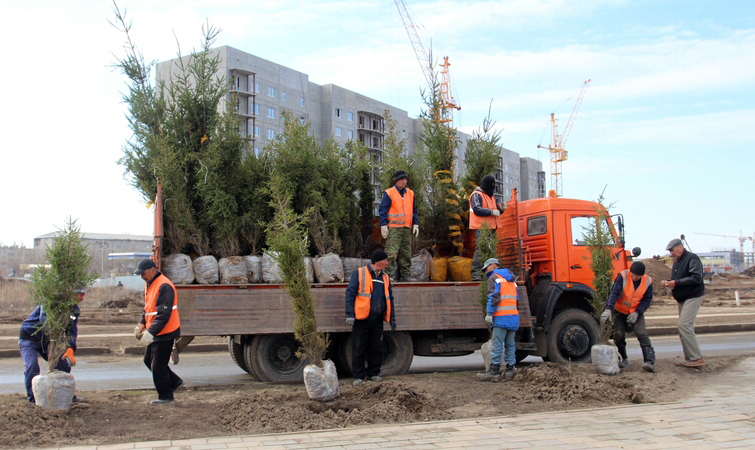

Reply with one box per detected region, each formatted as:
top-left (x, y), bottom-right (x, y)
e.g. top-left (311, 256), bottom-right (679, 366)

top-left (491, 327), bottom-right (517, 366)
top-left (19, 339), bottom-right (71, 402)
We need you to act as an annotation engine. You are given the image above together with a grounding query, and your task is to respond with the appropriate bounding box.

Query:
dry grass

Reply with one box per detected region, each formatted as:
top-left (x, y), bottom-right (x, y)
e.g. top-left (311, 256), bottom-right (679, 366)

top-left (0, 280), bottom-right (33, 313)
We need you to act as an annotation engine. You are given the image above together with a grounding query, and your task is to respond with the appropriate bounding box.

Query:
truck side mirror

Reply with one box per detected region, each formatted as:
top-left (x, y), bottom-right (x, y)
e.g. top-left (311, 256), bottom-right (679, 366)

top-left (632, 247), bottom-right (641, 257)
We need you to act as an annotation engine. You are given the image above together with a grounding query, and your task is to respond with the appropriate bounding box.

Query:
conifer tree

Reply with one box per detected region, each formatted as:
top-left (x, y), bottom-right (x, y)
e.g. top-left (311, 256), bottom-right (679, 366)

top-left (582, 190), bottom-right (615, 343)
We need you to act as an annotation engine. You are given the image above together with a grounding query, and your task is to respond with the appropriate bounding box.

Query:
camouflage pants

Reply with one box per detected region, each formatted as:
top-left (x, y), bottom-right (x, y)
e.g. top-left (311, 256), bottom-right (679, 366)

top-left (385, 227), bottom-right (412, 281)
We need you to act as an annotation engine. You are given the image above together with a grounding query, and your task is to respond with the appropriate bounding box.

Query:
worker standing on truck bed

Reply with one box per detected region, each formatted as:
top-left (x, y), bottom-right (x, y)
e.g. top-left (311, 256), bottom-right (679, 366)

top-left (662, 238), bottom-right (706, 368)
top-left (477, 258), bottom-right (518, 381)
top-left (133, 259), bottom-right (184, 405)
top-left (600, 261), bottom-right (656, 372)
top-left (379, 170), bottom-right (418, 281)
top-left (469, 175), bottom-right (505, 281)
top-left (345, 250), bottom-right (396, 386)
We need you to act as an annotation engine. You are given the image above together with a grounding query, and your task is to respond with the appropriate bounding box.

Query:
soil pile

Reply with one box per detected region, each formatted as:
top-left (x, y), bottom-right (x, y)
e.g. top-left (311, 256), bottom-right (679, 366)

top-left (743, 266), bottom-right (755, 277)
top-left (0, 356), bottom-right (744, 449)
top-left (641, 258), bottom-right (672, 297)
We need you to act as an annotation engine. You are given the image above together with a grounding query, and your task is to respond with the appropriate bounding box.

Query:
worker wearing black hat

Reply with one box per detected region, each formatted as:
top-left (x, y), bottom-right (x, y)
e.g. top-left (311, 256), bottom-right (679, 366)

top-left (378, 170), bottom-right (419, 281)
top-left (600, 261), bottom-right (656, 372)
top-left (469, 175), bottom-right (505, 281)
top-left (344, 250), bottom-right (396, 386)
top-left (133, 258), bottom-right (183, 405)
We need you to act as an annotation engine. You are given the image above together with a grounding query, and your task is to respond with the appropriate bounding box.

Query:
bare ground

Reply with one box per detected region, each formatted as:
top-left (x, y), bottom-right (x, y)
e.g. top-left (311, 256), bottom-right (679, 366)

top-left (0, 356), bottom-right (745, 449)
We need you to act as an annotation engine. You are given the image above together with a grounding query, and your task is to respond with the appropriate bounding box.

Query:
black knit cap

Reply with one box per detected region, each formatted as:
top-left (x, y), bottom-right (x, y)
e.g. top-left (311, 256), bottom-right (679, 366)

top-left (630, 261), bottom-right (646, 276)
top-left (393, 170), bottom-right (408, 183)
top-left (480, 175), bottom-right (496, 196)
top-left (371, 249), bottom-right (388, 263)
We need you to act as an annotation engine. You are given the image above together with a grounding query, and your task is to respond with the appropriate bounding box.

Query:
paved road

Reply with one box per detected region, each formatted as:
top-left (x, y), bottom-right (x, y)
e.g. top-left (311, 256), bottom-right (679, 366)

top-left (1, 332), bottom-right (754, 395)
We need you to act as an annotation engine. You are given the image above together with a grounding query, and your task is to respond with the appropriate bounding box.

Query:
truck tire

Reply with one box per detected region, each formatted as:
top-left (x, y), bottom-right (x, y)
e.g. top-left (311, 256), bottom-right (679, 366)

top-left (228, 336), bottom-right (257, 378)
top-left (338, 331), bottom-right (414, 377)
top-left (245, 334), bottom-right (308, 383)
top-left (546, 308), bottom-right (599, 365)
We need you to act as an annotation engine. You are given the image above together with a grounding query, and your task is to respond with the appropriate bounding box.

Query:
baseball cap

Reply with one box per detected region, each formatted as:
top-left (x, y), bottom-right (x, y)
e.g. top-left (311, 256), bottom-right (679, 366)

top-left (482, 258), bottom-right (500, 270)
top-left (133, 258), bottom-right (156, 275)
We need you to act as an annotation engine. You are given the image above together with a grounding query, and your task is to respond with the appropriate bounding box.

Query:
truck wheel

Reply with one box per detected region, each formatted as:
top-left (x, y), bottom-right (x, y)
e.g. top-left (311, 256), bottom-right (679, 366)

top-left (546, 308), bottom-right (599, 365)
top-left (229, 336), bottom-right (257, 378)
top-left (338, 331), bottom-right (414, 377)
top-left (246, 334), bottom-right (308, 383)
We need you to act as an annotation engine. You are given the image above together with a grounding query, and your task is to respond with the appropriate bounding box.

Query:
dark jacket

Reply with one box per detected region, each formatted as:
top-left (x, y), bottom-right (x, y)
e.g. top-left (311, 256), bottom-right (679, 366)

top-left (345, 265), bottom-right (396, 322)
top-left (139, 271), bottom-right (180, 341)
top-left (19, 304), bottom-right (80, 351)
top-left (606, 272), bottom-right (653, 315)
top-left (670, 249), bottom-right (705, 302)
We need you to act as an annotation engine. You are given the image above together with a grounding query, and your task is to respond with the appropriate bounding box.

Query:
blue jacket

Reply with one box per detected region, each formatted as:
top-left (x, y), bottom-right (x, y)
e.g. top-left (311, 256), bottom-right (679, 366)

top-left (486, 268), bottom-right (519, 331)
top-left (19, 304), bottom-right (80, 351)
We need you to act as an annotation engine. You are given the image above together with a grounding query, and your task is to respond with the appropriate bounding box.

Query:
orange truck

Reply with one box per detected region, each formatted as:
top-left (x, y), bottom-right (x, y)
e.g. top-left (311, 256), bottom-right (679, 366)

top-left (152, 186), bottom-right (639, 382)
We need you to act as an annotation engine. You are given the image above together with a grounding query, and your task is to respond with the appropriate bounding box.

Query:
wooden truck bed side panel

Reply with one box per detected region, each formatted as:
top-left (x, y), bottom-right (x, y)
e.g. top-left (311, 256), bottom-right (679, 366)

top-left (177, 283), bottom-right (487, 336)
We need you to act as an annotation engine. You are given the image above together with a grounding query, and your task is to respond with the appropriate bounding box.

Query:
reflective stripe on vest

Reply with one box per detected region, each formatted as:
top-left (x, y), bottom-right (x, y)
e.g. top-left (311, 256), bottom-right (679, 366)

top-left (492, 274), bottom-right (518, 317)
top-left (355, 266), bottom-right (391, 322)
top-left (386, 186), bottom-right (414, 228)
top-left (614, 270), bottom-right (652, 315)
top-left (468, 188), bottom-right (498, 230)
top-left (143, 274), bottom-right (180, 335)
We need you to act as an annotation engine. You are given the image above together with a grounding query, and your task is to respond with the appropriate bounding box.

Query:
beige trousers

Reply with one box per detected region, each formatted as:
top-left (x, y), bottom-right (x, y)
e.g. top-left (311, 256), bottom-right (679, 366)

top-left (677, 295), bottom-right (704, 361)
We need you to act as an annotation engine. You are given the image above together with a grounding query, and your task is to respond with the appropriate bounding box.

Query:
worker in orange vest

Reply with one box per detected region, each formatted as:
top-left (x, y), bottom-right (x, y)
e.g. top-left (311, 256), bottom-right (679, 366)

top-left (469, 175), bottom-right (505, 281)
top-left (344, 250), bottom-right (396, 386)
top-left (600, 261), bottom-right (656, 372)
top-left (476, 258), bottom-right (519, 381)
top-left (378, 170), bottom-right (419, 281)
top-left (134, 258), bottom-right (184, 405)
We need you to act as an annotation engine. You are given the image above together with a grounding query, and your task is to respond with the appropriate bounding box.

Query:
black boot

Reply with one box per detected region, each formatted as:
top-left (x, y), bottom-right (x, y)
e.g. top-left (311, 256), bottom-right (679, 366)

top-left (476, 364), bottom-right (500, 380)
top-left (617, 346), bottom-right (629, 368)
top-left (642, 346), bottom-right (656, 373)
top-left (504, 364), bottom-right (515, 380)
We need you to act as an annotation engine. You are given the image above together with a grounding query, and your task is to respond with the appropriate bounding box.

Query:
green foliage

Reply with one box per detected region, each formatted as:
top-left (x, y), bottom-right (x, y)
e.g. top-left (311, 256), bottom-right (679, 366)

top-left (265, 174), bottom-right (328, 365)
top-left (417, 77), bottom-right (463, 254)
top-left (29, 218), bottom-right (97, 372)
top-left (475, 224), bottom-right (499, 311)
top-left (113, 5), bottom-right (264, 257)
top-left (581, 191), bottom-right (615, 343)
top-left (460, 103), bottom-right (502, 200)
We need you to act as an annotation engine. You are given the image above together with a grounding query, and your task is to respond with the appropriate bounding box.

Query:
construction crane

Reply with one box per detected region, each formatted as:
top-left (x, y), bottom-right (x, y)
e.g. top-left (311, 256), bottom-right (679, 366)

top-left (695, 232), bottom-right (755, 254)
top-left (538, 79), bottom-right (590, 198)
top-left (394, 0), bottom-right (460, 126)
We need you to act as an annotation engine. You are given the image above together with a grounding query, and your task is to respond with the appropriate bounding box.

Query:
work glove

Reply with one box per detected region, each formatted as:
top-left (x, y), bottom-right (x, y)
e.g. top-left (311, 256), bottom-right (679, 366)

top-left (134, 324), bottom-right (145, 340)
top-left (627, 312), bottom-right (639, 325)
top-left (600, 309), bottom-right (611, 324)
top-left (62, 348), bottom-right (76, 367)
top-left (412, 225), bottom-right (419, 237)
top-left (485, 315), bottom-right (493, 325)
top-left (346, 317), bottom-right (355, 326)
top-left (139, 331), bottom-right (154, 347)
top-left (381, 225), bottom-right (389, 239)
top-left (390, 319), bottom-right (396, 332)
top-left (491, 210), bottom-right (501, 217)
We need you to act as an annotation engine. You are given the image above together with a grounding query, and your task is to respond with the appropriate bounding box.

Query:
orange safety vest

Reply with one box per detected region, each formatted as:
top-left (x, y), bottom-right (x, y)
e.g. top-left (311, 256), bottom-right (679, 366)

top-left (354, 266), bottom-right (391, 322)
top-left (492, 274), bottom-right (518, 317)
top-left (386, 186), bottom-right (414, 228)
top-left (468, 187), bottom-right (499, 230)
top-left (144, 273), bottom-right (180, 335)
top-left (614, 270), bottom-right (652, 315)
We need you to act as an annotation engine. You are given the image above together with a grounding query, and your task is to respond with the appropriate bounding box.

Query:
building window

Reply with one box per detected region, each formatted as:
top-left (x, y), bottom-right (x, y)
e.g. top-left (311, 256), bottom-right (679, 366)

top-left (347, 130), bottom-right (354, 139)
top-left (254, 125), bottom-right (260, 137)
top-left (300, 97), bottom-right (305, 107)
top-left (254, 103), bottom-right (260, 115)
top-left (267, 129), bottom-right (276, 139)
top-left (300, 116), bottom-right (305, 124)
top-left (267, 86), bottom-right (276, 98)
top-left (254, 82), bottom-right (260, 93)
top-left (347, 112), bottom-right (353, 121)
top-left (267, 107), bottom-right (276, 119)
top-left (335, 127), bottom-right (342, 137)
top-left (403, 130), bottom-right (406, 138)
top-left (254, 147), bottom-right (261, 156)
top-left (335, 108), bottom-right (342, 118)
top-left (281, 91), bottom-right (286, 101)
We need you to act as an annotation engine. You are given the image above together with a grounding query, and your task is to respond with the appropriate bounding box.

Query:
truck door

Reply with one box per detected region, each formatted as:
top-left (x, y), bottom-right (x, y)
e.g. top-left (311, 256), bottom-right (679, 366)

top-left (567, 215), bottom-right (598, 287)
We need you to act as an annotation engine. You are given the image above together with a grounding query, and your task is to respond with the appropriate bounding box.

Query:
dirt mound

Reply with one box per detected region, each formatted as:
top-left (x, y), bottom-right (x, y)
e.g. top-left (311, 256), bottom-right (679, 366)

top-left (743, 266), bottom-right (755, 277)
top-left (516, 363), bottom-right (641, 404)
top-left (641, 258), bottom-right (672, 296)
top-left (216, 381), bottom-right (449, 434)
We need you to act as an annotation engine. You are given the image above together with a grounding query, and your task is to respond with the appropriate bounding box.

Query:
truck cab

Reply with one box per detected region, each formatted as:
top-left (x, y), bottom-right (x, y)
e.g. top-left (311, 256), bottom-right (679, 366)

top-left (504, 191), bottom-right (638, 364)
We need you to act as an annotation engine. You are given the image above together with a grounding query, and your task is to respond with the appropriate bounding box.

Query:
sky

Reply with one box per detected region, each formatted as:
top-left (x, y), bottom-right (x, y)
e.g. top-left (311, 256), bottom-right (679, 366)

top-left (1, 0), bottom-right (753, 258)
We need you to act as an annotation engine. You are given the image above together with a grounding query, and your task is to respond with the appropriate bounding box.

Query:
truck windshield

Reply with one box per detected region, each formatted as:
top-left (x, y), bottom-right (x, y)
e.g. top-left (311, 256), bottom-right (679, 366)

top-left (572, 216), bottom-right (616, 246)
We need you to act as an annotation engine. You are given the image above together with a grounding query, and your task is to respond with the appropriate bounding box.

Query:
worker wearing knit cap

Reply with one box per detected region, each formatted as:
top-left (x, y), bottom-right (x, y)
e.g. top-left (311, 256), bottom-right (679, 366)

top-left (469, 175), bottom-right (505, 281)
top-left (378, 170), bottom-right (419, 281)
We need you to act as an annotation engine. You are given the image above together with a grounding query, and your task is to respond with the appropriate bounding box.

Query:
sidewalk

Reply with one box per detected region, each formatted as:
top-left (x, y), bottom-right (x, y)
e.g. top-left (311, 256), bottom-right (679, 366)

top-left (48, 357), bottom-right (755, 449)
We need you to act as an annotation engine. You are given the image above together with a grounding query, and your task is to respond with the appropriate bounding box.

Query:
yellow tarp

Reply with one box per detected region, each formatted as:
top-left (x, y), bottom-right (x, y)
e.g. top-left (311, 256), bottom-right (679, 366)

top-left (430, 257), bottom-right (448, 282)
top-left (447, 256), bottom-right (472, 281)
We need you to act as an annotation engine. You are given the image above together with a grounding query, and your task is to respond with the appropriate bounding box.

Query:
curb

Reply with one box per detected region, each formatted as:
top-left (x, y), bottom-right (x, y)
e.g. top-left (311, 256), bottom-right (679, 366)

top-left (3, 325), bottom-right (755, 359)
